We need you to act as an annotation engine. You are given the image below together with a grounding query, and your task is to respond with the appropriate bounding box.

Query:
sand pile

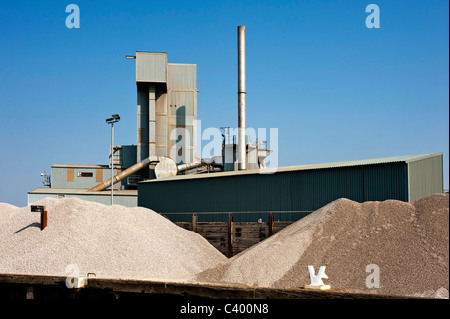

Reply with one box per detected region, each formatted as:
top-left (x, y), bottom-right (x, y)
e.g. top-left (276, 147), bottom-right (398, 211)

top-left (0, 197), bottom-right (226, 281)
top-left (195, 194), bottom-right (449, 298)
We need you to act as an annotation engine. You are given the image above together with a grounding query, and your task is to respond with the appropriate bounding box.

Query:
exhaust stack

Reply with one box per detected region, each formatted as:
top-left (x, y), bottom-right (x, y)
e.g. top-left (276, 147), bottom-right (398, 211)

top-left (238, 25), bottom-right (246, 170)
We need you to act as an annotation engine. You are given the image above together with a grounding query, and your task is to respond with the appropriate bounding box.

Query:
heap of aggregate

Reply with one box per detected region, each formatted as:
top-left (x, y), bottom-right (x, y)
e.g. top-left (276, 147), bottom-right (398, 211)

top-left (195, 194), bottom-right (449, 298)
top-left (0, 197), bottom-right (227, 281)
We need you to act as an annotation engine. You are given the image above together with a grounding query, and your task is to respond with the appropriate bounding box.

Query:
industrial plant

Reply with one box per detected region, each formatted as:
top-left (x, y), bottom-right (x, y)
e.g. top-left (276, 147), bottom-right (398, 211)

top-left (28, 26), bottom-right (443, 222)
top-left (1, 25), bottom-right (446, 302)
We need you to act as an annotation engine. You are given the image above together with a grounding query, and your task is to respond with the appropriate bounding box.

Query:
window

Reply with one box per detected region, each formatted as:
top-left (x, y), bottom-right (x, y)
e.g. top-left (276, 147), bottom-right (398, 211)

top-left (77, 172), bottom-right (93, 177)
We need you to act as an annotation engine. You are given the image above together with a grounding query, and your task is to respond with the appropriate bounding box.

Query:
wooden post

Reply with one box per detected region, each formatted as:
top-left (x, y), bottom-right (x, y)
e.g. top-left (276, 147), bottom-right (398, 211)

top-left (31, 205), bottom-right (47, 231)
top-left (268, 213), bottom-right (274, 237)
top-left (41, 210), bottom-right (47, 231)
top-left (227, 214), bottom-right (233, 258)
top-left (26, 286), bottom-right (34, 299)
top-left (192, 214), bottom-right (198, 233)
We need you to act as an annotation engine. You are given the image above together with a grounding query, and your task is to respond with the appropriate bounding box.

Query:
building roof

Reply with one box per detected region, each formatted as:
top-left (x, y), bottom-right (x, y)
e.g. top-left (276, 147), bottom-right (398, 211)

top-left (51, 164), bottom-right (109, 169)
top-left (142, 153), bottom-right (443, 183)
top-left (28, 188), bottom-right (137, 196)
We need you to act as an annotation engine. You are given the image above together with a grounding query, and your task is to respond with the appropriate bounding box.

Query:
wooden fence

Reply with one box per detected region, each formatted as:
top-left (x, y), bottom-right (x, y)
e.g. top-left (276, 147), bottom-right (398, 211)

top-left (175, 214), bottom-right (293, 257)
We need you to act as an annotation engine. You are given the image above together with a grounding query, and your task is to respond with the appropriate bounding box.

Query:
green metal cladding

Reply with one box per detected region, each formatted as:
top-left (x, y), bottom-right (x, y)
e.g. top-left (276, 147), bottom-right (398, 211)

top-left (138, 153), bottom-right (442, 222)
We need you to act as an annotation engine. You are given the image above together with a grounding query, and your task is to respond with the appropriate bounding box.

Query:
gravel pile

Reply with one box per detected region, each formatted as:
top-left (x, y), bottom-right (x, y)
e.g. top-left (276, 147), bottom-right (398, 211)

top-left (0, 197), bottom-right (227, 281)
top-left (195, 194), bottom-right (449, 298)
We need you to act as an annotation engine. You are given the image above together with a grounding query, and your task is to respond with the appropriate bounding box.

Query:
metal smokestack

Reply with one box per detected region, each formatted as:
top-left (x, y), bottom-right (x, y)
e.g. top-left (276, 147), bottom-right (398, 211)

top-left (238, 25), bottom-right (246, 170)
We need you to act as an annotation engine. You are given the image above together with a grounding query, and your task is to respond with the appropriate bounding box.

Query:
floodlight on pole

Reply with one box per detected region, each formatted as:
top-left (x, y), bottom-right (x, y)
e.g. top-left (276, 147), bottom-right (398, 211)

top-left (106, 114), bottom-right (120, 205)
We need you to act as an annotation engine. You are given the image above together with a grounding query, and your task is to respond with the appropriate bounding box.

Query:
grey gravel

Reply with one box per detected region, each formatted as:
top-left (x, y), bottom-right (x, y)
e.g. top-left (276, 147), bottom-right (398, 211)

top-left (194, 194), bottom-right (449, 298)
top-left (2, 194), bottom-right (448, 298)
top-left (0, 197), bottom-right (227, 281)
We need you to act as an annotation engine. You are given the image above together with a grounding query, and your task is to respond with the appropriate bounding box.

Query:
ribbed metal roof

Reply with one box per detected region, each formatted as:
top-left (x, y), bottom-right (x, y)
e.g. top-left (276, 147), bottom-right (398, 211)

top-left (52, 164), bottom-right (109, 169)
top-left (142, 153), bottom-right (442, 183)
top-left (28, 188), bottom-right (137, 196)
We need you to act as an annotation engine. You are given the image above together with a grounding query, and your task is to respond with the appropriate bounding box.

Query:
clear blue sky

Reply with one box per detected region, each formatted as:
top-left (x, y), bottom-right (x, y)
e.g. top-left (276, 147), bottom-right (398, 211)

top-left (0, 0), bottom-right (448, 207)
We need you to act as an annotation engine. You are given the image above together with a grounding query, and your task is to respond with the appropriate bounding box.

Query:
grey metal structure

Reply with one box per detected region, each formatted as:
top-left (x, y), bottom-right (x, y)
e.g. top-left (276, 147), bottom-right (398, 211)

top-left (110, 145), bottom-right (137, 169)
top-left (223, 140), bottom-right (269, 171)
top-left (135, 52), bottom-right (197, 172)
top-left (34, 52), bottom-right (200, 203)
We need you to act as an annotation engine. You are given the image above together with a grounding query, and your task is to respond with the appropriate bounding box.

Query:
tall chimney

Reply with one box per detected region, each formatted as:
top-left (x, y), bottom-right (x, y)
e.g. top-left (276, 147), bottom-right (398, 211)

top-left (237, 26), bottom-right (246, 170)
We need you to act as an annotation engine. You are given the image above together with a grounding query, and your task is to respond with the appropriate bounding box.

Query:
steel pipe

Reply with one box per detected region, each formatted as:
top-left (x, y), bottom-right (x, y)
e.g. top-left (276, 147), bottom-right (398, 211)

top-left (88, 156), bottom-right (163, 192)
top-left (238, 26), bottom-right (246, 170)
top-left (177, 160), bottom-right (203, 172)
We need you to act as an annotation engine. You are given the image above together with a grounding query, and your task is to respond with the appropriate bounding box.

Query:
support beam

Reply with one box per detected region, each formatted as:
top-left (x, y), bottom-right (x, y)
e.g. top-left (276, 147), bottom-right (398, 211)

top-left (192, 214), bottom-right (198, 233)
top-left (137, 83), bottom-right (149, 162)
top-left (268, 213), bottom-right (274, 237)
top-left (227, 214), bottom-right (234, 258)
top-left (149, 84), bottom-right (156, 157)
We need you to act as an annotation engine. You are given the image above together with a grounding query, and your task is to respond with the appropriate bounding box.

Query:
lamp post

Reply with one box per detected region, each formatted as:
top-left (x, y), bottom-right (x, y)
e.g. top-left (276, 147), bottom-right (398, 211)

top-left (106, 114), bottom-right (120, 205)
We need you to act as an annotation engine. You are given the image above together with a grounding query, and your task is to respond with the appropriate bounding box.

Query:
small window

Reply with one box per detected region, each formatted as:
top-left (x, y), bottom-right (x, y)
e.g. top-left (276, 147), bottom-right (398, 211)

top-left (77, 172), bottom-right (93, 177)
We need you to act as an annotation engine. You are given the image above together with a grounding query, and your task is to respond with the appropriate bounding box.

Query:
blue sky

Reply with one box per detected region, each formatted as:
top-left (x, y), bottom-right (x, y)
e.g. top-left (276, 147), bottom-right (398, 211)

top-left (0, 0), bottom-right (448, 207)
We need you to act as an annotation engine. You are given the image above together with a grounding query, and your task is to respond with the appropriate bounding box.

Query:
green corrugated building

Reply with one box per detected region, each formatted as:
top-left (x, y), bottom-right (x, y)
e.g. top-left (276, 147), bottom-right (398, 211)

top-left (138, 153), bottom-right (443, 222)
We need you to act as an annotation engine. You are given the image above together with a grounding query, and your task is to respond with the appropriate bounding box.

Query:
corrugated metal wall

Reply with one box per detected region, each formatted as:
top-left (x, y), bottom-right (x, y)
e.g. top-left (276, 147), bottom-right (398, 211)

top-left (138, 162), bottom-right (409, 222)
top-left (136, 52), bottom-right (167, 83)
top-left (408, 154), bottom-right (443, 201)
top-left (167, 63), bottom-right (196, 90)
top-left (51, 167), bottom-right (123, 190)
top-left (167, 64), bottom-right (197, 164)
